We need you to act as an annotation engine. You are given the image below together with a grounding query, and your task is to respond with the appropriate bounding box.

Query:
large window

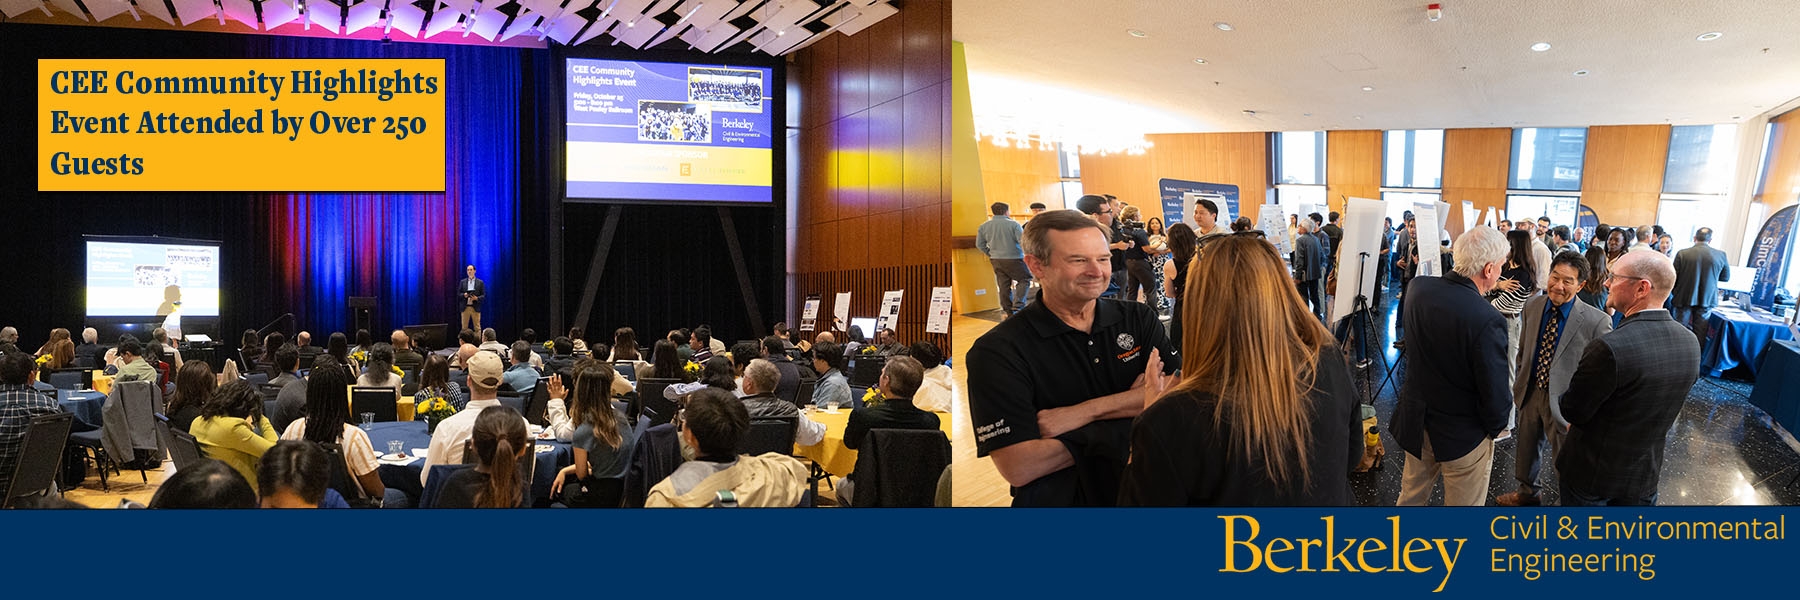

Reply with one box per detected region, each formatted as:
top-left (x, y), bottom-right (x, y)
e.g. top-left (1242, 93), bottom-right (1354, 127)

top-left (1277, 184), bottom-right (1328, 221)
top-left (1659, 124), bottom-right (1739, 246)
top-left (1384, 130), bottom-right (1444, 188)
top-left (1510, 127), bottom-right (1587, 191)
top-left (1663, 125), bottom-right (1738, 195)
top-left (1506, 194), bottom-right (1579, 229)
top-left (1274, 131), bottom-right (1326, 185)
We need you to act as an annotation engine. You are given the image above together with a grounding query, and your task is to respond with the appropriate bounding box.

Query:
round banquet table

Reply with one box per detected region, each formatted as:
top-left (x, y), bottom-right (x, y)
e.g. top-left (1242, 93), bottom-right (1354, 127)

top-left (1701, 306), bottom-right (1795, 379)
top-left (57, 390), bottom-right (108, 429)
top-left (360, 421), bottom-right (573, 506)
top-left (793, 407), bottom-right (953, 477)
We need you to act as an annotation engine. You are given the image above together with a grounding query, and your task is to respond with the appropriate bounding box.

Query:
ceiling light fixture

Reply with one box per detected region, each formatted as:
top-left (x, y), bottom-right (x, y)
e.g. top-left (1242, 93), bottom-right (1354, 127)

top-left (1193, 58), bottom-right (1207, 64)
top-left (1214, 22), bottom-right (1232, 31)
top-left (1241, 109), bottom-right (1256, 116)
top-left (1531, 42), bottom-right (1551, 52)
top-left (1697, 32), bottom-right (1723, 41)
top-left (1127, 29), bottom-right (1147, 38)
top-left (1360, 86), bottom-right (1374, 92)
top-left (1573, 69), bottom-right (1589, 76)
top-left (1354, 115), bottom-right (1363, 120)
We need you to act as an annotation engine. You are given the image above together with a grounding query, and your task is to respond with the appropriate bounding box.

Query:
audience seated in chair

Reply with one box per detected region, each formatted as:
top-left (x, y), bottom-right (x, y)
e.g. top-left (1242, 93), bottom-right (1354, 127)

top-left (148, 459), bottom-right (258, 509)
top-left (356, 343), bottom-right (404, 400)
top-left (422, 351), bottom-right (526, 486)
top-left (503, 342), bottom-right (541, 396)
top-left (390, 329), bottom-right (425, 375)
top-left (189, 379), bottom-right (278, 493)
top-left (837, 356), bottom-right (942, 506)
top-left (112, 339), bottom-right (159, 384)
top-left (808, 342), bottom-right (851, 409)
top-left (0, 350), bottom-right (61, 497)
top-left (740, 359), bottom-right (825, 446)
top-left (164, 360), bottom-right (217, 434)
top-left (281, 363), bottom-right (402, 507)
top-left (415, 353), bottom-right (468, 412)
top-left (646, 389), bottom-right (807, 508)
top-left (437, 406), bottom-right (531, 508)
top-left (549, 364), bottom-right (638, 507)
top-left (905, 340), bottom-right (954, 414)
top-left (257, 440), bottom-right (348, 508)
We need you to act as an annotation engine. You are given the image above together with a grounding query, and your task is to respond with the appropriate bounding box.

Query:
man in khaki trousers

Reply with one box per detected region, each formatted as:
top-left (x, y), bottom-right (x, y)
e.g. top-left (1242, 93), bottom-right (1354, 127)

top-left (457, 264), bottom-right (485, 332)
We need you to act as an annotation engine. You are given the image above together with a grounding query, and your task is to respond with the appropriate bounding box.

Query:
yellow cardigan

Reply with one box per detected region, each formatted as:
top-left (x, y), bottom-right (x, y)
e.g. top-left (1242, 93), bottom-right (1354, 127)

top-left (190, 415), bottom-right (279, 492)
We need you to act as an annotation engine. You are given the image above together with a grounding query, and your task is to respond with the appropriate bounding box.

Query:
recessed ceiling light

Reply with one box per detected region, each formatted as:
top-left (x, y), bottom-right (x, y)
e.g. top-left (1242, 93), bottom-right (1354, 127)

top-left (1194, 58), bottom-right (1207, 64)
top-left (1531, 42), bottom-right (1551, 52)
top-left (1354, 115), bottom-right (1363, 120)
top-left (1303, 113), bottom-right (1313, 117)
top-left (1127, 29), bottom-right (1147, 38)
top-left (1697, 32), bottom-right (1723, 41)
top-left (1360, 86), bottom-right (1374, 92)
top-left (1573, 69), bottom-right (1589, 76)
top-left (1733, 115), bottom-right (1742, 120)
top-left (1214, 22), bottom-right (1233, 31)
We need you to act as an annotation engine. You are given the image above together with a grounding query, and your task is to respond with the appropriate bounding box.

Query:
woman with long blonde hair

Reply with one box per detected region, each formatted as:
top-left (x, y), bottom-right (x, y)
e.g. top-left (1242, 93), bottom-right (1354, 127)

top-left (1118, 235), bottom-right (1362, 506)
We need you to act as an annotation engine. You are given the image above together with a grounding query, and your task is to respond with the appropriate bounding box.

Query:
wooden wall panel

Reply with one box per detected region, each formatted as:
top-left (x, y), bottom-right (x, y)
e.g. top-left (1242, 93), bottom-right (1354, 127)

top-left (1327, 130), bottom-right (1383, 213)
top-left (1442, 128), bottom-right (1512, 236)
top-left (1756, 108), bottom-right (1800, 210)
top-left (1581, 125), bottom-right (1671, 227)
top-left (974, 137), bottom-right (1063, 214)
top-left (793, 0), bottom-right (949, 337)
top-left (1079, 132), bottom-right (1267, 223)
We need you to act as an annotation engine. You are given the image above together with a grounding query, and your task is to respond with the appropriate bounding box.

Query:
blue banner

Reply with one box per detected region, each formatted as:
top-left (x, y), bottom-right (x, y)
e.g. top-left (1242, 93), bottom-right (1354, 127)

top-left (3, 508), bottom-right (1796, 595)
top-left (1159, 178), bottom-right (1239, 230)
top-left (1749, 204), bottom-right (1796, 309)
top-left (1577, 204), bottom-right (1599, 239)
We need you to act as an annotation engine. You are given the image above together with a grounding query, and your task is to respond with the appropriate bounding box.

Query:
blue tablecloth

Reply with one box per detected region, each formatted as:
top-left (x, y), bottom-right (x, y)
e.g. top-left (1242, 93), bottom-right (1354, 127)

top-left (1749, 339), bottom-right (1800, 437)
top-left (360, 421), bottom-right (572, 506)
top-left (58, 390), bottom-right (107, 428)
top-left (1701, 307), bottom-right (1795, 378)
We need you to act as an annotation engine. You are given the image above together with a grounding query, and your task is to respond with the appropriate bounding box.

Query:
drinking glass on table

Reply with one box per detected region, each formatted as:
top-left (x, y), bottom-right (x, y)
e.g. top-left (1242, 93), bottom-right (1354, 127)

top-left (387, 440), bottom-right (404, 457)
top-left (360, 412), bottom-right (375, 430)
top-left (825, 399), bottom-right (840, 412)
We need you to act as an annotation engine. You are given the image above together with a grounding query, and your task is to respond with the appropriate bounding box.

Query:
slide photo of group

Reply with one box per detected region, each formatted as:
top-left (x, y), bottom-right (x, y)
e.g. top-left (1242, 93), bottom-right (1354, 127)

top-left (636, 100), bottom-right (713, 143)
top-left (686, 66), bottom-right (763, 112)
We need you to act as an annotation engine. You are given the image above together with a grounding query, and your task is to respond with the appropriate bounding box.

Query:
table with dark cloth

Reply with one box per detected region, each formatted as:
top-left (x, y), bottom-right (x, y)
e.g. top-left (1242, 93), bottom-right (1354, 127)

top-left (360, 421), bottom-right (572, 506)
top-left (1701, 306), bottom-right (1795, 378)
top-left (1749, 339), bottom-right (1800, 437)
top-left (58, 390), bottom-right (107, 428)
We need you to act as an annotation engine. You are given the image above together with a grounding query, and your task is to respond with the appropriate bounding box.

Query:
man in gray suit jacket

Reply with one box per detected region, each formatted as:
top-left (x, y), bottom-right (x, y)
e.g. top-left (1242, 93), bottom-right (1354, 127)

top-left (1670, 227), bottom-right (1729, 342)
top-left (1293, 218), bottom-right (1327, 321)
top-left (1555, 250), bottom-right (1700, 506)
top-left (1495, 252), bottom-right (1612, 506)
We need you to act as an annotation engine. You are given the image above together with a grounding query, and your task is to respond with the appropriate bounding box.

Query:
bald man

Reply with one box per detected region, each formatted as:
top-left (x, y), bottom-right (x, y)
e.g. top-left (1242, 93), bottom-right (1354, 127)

top-left (1554, 250), bottom-right (1699, 506)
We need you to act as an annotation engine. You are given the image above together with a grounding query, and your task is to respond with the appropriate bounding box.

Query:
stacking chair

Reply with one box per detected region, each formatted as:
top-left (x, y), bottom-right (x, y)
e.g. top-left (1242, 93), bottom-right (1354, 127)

top-left (257, 383), bottom-right (285, 404)
top-left (849, 356), bottom-right (886, 387)
top-left (155, 416), bottom-right (205, 471)
top-left (636, 378), bottom-right (682, 427)
top-left (795, 380), bottom-right (817, 407)
top-left (736, 416), bottom-right (797, 456)
top-left (67, 380), bottom-right (163, 491)
top-left (458, 438), bottom-right (537, 506)
top-left (845, 429), bottom-right (951, 507)
top-left (521, 377), bottom-right (552, 426)
top-left (45, 368), bottom-right (88, 390)
top-left (3, 413), bottom-right (74, 508)
top-left (613, 363), bottom-right (636, 383)
top-left (319, 442), bottom-right (379, 508)
top-left (350, 386), bottom-right (399, 422)
top-left (244, 371), bottom-right (270, 387)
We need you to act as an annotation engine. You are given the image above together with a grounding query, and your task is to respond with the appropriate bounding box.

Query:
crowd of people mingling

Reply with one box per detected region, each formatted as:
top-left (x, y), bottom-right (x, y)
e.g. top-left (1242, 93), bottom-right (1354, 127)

top-left (971, 193), bottom-right (1734, 507)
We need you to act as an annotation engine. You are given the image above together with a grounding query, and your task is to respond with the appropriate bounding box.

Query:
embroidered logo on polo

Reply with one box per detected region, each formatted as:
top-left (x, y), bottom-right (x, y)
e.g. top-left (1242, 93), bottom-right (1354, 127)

top-left (1116, 333), bottom-right (1134, 350)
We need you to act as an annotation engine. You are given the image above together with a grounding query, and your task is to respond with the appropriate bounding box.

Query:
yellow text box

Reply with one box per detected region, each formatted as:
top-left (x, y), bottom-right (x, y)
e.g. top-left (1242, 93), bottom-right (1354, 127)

top-left (38, 58), bottom-right (445, 192)
top-left (567, 141), bottom-right (772, 187)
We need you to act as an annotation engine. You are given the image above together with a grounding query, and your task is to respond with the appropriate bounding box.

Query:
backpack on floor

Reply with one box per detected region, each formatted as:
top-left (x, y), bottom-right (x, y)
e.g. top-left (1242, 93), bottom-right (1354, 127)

top-left (57, 445), bottom-right (87, 491)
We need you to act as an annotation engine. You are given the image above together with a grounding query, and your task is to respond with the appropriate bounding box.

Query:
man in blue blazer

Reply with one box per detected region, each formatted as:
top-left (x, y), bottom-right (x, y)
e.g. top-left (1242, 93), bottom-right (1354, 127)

top-left (1495, 251), bottom-right (1612, 506)
top-left (1555, 250), bottom-right (1700, 506)
top-left (1393, 226), bottom-right (1514, 506)
top-left (457, 265), bottom-right (486, 332)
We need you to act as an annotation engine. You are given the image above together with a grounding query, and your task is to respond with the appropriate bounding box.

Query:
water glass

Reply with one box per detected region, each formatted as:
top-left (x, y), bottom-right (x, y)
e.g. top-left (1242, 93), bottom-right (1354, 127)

top-left (825, 400), bottom-right (840, 412)
top-left (360, 412), bottom-right (375, 430)
top-left (387, 440), bottom-right (404, 456)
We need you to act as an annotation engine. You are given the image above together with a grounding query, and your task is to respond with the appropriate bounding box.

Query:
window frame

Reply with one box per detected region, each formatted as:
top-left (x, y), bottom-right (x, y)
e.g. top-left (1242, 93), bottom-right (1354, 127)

top-left (1271, 131), bottom-right (1328, 186)
top-left (1508, 127), bottom-right (1589, 192)
top-left (1382, 129), bottom-right (1446, 189)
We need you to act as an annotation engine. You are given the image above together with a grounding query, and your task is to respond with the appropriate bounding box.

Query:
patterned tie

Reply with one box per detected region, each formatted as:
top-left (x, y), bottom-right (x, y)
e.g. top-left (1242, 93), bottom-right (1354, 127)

top-left (1534, 306), bottom-right (1559, 390)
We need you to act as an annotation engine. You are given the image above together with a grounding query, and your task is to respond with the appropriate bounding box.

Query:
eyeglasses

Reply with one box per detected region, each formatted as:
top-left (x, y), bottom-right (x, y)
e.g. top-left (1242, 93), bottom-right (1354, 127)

top-left (1604, 273), bottom-right (1646, 284)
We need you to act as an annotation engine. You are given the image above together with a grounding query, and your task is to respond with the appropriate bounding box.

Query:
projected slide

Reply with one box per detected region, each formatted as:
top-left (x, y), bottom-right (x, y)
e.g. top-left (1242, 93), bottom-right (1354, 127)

top-left (86, 240), bottom-right (220, 318)
top-left (566, 58), bottom-right (774, 203)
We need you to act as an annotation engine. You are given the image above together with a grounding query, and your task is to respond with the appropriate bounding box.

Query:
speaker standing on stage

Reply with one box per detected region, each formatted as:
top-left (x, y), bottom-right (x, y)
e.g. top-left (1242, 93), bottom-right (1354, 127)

top-left (458, 265), bottom-right (486, 332)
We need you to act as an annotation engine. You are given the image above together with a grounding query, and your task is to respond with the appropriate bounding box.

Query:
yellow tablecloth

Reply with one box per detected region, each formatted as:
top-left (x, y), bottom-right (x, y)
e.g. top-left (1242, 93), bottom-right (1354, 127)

top-left (793, 408), bottom-right (953, 477)
top-left (91, 372), bottom-right (113, 395)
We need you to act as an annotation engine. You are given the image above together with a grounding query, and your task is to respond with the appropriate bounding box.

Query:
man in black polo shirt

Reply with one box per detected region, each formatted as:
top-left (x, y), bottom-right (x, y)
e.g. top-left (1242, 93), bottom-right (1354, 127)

top-left (967, 209), bottom-right (1177, 507)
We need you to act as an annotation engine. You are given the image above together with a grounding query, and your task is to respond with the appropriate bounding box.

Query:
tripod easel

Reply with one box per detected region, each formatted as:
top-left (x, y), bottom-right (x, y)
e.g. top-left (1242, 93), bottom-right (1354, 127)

top-left (1334, 252), bottom-right (1387, 406)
